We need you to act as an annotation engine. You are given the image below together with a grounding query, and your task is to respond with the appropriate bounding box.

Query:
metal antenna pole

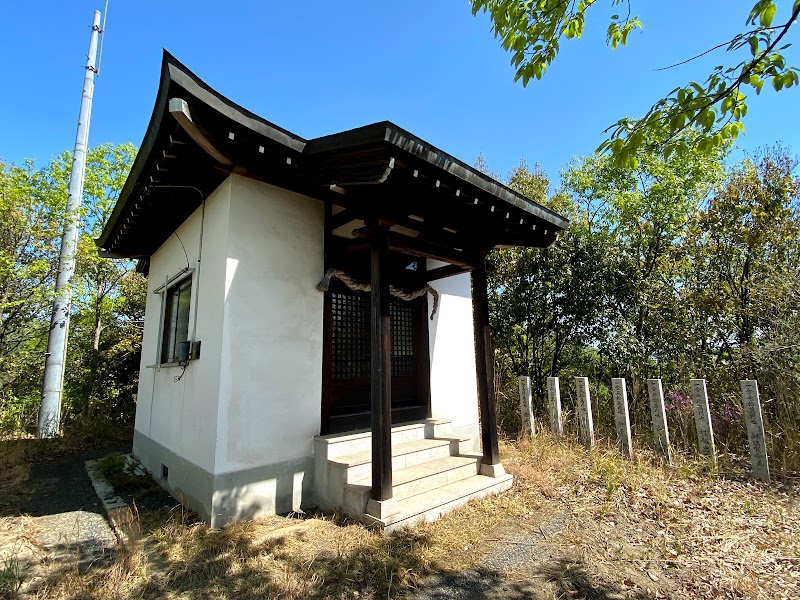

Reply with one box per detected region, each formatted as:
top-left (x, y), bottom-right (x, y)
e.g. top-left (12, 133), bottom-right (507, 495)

top-left (38, 10), bottom-right (103, 438)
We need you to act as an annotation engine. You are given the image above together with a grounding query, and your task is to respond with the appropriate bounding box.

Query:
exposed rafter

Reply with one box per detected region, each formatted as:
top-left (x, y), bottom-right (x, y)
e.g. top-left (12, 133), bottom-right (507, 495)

top-left (168, 98), bottom-right (233, 166)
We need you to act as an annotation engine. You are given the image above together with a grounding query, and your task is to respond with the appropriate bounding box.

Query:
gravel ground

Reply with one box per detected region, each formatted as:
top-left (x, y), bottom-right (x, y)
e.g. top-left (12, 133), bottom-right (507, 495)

top-left (17, 446), bottom-right (128, 517)
top-left (32, 510), bottom-right (118, 572)
top-left (411, 513), bottom-right (574, 600)
top-left (413, 570), bottom-right (536, 600)
top-left (0, 446), bottom-right (129, 578)
top-left (481, 512), bottom-right (572, 573)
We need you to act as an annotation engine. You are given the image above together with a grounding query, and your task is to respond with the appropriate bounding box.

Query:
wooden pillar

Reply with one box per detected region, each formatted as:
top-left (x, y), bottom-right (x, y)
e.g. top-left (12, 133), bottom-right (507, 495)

top-left (472, 258), bottom-right (501, 468)
top-left (370, 226), bottom-right (393, 502)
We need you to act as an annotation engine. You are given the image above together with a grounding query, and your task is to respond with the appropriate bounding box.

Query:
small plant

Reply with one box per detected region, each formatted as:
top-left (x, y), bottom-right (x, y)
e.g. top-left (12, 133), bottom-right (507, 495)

top-left (0, 554), bottom-right (24, 599)
top-left (96, 453), bottom-right (161, 500)
top-left (97, 453), bottom-right (127, 481)
top-left (592, 453), bottom-right (625, 497)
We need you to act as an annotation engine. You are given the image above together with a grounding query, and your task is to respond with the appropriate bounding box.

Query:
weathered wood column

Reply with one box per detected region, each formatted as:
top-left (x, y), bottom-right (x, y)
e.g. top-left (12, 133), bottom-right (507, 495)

top-left (370, 225), bottom-right (393, 504)
top-left (471, 257), bottom-right (503, 475)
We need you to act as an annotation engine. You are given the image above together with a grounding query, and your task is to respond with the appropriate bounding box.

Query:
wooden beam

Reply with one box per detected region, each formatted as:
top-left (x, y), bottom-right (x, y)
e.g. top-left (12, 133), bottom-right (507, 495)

top-left (343, 241), bottom-right (370, 256)
top-left (347, 179), bottom-right (529, 251)
top-left (472, 258), bottom-right (500, 466)
top-left (168, 98), bottom-right (233, 166)
top-left (320, 202), bottom-right (333, 435)
top-left (370, 226), bottom-right (393, 502)
top-left (426, 264), bottom-right (471, 281)
top-left (387, 232), bottom-right (481, 269)
top-left (344, 188), bottom-right (466, 246)
top-left (322, 156), bottom-right (395, 186)
top-left (329, 208), bottom-right (358, 231)
top-left (384, 214), bottom-right (461, 247)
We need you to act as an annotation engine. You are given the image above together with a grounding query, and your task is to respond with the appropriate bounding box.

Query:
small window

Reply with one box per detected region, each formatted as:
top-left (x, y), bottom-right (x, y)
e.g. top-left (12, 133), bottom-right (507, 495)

top-left (161, 276), bottom-right (192, 363)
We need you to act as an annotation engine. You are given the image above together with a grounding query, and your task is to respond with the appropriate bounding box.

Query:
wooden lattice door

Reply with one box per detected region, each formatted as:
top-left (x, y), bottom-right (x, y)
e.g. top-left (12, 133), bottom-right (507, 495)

top-left (322, 282), bottom-right (430, 434)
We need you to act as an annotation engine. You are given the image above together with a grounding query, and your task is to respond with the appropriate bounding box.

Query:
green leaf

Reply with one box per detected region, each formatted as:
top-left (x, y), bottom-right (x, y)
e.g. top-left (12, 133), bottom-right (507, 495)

top-left (760, 2), bottom-right (776, 27)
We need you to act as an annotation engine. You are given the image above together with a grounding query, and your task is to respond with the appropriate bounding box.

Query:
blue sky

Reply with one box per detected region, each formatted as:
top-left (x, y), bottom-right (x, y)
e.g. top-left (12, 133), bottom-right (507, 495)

top-left (1, 1), bottom-right (797, 187)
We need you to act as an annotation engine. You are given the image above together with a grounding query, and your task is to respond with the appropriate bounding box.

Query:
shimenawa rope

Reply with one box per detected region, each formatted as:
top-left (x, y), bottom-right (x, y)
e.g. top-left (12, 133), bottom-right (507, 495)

top-left (316, 268), bottom-right (439, 319)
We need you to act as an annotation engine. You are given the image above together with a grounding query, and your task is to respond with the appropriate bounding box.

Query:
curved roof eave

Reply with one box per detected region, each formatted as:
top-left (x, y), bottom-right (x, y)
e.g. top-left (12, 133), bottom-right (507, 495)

top-left (97, 52), bottom-right (569, 254)
top-left (96, 50), bottom-right (308, 250)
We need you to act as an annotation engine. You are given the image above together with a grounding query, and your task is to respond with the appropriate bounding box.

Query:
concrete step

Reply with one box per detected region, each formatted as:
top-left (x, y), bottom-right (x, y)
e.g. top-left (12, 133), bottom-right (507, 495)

top-left (314, 419), bottom-right (453, 460)
top-left (362, 473), bottom-right (514, 533)
top-left (332, 438), bottom-right (454, 485)
top-left (343, 455), bottom-right (481, 515)
top-left (431, 434), bottom-right (473, 455)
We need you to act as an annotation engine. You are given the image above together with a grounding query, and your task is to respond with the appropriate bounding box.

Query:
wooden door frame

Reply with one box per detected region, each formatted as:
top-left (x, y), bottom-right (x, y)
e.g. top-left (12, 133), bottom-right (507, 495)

top-left (319, 259), bottom-right (432, 435)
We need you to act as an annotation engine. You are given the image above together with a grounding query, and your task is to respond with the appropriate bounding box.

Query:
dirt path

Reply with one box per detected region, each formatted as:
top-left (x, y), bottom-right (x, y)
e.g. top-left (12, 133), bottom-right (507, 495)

top-left (412, 510), bottom-right (672, 600)
top-left (0, 445), bottom-right (129, 596)
top-left (12, 447), bottom-right (126, 517)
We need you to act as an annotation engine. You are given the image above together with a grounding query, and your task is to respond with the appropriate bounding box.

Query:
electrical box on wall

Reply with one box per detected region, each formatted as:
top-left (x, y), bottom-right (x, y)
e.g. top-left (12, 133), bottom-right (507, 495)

top-left (178, 340), bottom-right (202, 363)
top-left (178, 341), bottom-right (191, 362)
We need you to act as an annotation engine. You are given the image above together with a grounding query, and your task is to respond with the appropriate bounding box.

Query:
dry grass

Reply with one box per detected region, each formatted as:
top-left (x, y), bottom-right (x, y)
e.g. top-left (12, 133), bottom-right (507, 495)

top-left (4, 433), bottom-right (799, 599)
top-left (503, 435), bottom-right (800, 599)
top-left (0, 445), bottom-right (30, 505)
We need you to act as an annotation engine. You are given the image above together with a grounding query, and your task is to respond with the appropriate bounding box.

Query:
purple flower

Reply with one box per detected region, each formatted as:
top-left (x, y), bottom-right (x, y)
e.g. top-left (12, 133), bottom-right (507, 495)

top-left (711, 402), bottom-right (738, 432)
top-left (665, 391), bottom-right (692, 415)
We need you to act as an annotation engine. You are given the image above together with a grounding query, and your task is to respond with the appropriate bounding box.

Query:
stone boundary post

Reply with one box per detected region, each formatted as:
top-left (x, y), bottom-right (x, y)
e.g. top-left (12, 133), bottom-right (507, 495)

top-left (574, 377), bottom-right (595, 449)
top-left (517, 376), bottom-right (535, 439)
top-left (646, 378), bottom-right (672, 465)
top-left (546, 376), bottom-right (563, 440)
top-left (741, 380), bottom-right (770, 483)
top-left (690, 378), bottom-right (716, 463)
top-left (611, 378), bottom-right (633, 458)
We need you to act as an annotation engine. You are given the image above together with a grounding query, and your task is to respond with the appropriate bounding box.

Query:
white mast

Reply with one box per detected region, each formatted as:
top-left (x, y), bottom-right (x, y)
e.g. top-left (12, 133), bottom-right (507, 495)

top-left (39, 10), bottom-right (103, 438)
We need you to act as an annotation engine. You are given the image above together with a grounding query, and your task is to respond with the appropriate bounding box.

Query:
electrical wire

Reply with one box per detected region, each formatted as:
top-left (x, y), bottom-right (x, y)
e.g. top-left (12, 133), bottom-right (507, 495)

top-left (174, 364), bottom-right (188, 383)
top-left (173, 231), bottom-right (191, 271)
top-left (150, 184), bottom-right (206, 353)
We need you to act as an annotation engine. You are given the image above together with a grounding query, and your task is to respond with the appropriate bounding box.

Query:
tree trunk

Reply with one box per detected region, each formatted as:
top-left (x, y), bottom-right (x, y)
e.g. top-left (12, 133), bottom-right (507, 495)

top-left (84, 276), bottom-right (104, 419)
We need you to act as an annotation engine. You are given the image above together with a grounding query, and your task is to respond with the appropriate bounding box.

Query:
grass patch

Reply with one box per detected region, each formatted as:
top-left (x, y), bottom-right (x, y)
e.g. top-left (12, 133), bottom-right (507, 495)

top-left (95, 454), bottom-right (162, 501)
top-left (0, 554), bottom-right (24, 599)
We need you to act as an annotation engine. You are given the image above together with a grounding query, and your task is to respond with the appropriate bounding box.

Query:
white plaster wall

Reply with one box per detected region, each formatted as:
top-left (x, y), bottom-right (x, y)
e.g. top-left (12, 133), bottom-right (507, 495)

top-left (214, 175), bottom-right (324, 476)
top-left (427, 260), bottom-right (480, 432)
top-left (133, 179), bottom-right (232, 473)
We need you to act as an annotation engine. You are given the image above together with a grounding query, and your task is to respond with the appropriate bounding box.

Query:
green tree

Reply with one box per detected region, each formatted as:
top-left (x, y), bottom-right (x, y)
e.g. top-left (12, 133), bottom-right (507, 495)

top-left (669, 146), bottom-right (800, 461)
top-left (470, 1), bottom-right (799, 164)
top-left (487, 161), bottom-right (633, 425)
top-left (484, 134), bottom-right (728, 434)
top-left (0, 143), bottom-right (141, 432)
top-left (685, 145), bottom-right (800, 363)
top-left (0, 160), bottom-right (63, 430)
top-left (68, 143), bottom-right (137, 418)
top-left (561, 136), bottom-right (727, 408)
